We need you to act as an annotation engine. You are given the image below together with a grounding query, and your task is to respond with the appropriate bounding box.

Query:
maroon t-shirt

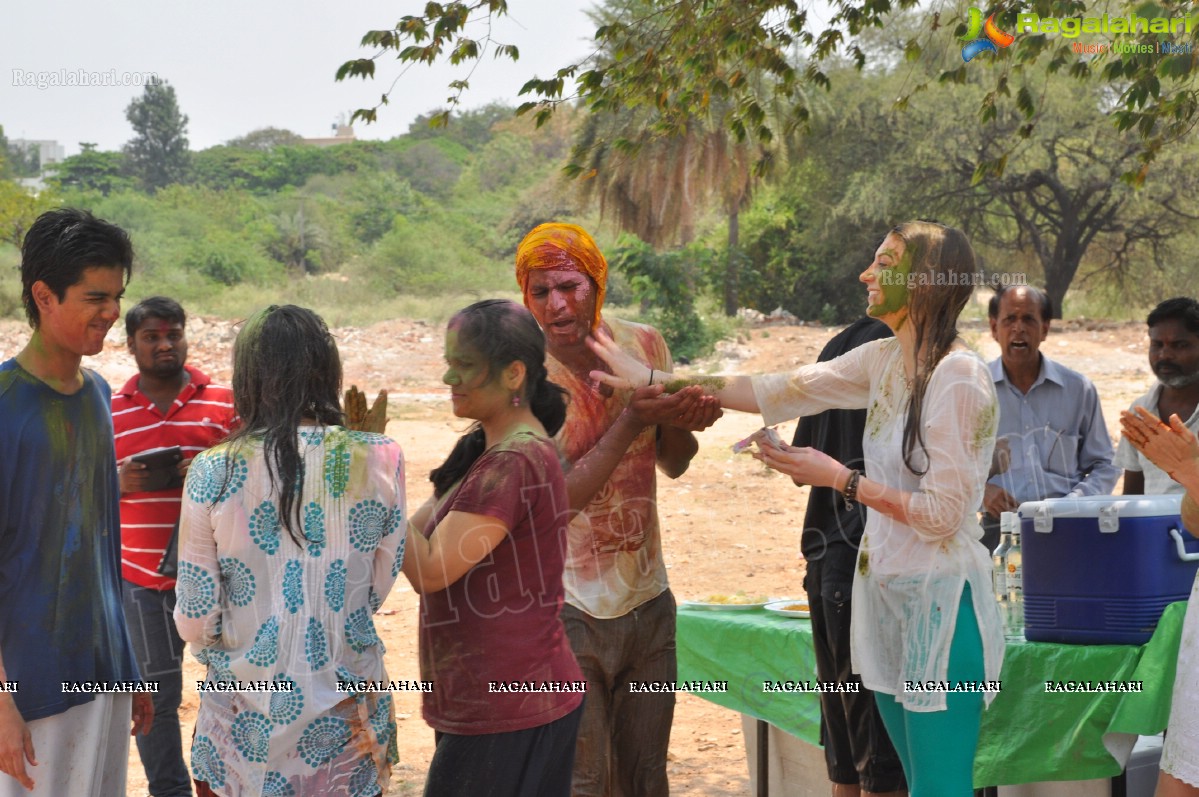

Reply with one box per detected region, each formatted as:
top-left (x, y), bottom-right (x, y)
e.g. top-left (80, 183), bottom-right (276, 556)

top-left (419, 431), bottom-right (584, 734)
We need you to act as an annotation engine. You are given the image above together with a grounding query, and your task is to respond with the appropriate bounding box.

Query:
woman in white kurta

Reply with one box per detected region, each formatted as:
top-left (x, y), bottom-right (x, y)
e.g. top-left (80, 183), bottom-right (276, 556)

top-left (176, 306), bottom-right (404, 797)
top-left (1121, 406), bottom-right (1199, 796)
top-left (591, 221), bottom-right (1004, 796)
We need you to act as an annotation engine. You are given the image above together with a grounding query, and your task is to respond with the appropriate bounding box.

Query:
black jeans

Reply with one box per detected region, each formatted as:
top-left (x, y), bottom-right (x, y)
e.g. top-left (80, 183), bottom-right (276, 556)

top-left (426, 700), bottom-right (584, 797)
top-left (122, 581), bottom-right (192, 797)
top-left (805, 559), bottom-right (906, 792)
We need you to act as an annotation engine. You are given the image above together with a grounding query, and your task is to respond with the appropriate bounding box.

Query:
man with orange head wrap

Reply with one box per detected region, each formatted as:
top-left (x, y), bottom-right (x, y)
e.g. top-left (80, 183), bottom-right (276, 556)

top-left (517, 223), bottom-right (720, 797)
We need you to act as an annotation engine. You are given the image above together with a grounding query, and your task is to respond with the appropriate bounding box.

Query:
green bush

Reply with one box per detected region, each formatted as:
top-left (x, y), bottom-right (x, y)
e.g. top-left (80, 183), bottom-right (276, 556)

top-left (0, 244), bottom-right (21, 319)
top-left (366, 216), bottom-right (510, 296)
top-left (610, 238), bottom-right (722, 361)
top-left (183, 233), bottom-right (279, 286)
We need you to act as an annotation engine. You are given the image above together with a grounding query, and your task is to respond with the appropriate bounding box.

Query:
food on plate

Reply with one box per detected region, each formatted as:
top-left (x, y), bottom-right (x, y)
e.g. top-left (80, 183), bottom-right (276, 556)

top-left (702, 592), bottom-right (767, 605)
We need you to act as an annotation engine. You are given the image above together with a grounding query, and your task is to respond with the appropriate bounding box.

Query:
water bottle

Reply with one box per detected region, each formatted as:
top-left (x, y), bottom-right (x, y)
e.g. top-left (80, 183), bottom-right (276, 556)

top-left (1002, 511), bottom-right (1023, 641)
top-left (992, 520), bottom-right (1011, 625)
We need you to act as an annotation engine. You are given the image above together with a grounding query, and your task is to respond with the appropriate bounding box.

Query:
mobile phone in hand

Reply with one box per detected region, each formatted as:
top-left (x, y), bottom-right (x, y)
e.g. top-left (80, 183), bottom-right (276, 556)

top-left (131, 446), bottom-right (184, 491)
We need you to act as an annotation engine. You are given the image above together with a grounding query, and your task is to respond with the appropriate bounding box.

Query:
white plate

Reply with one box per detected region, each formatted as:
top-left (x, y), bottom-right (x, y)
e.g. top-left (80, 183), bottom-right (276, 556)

top-left (683, 598), bottom-right (769, 611)
top-left (764, 599), bottom-right (811, 619)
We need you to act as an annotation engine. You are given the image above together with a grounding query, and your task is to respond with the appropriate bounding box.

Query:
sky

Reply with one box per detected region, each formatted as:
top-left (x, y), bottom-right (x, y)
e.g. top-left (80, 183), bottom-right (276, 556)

top-left (1, 0), bottom-right (596, 157)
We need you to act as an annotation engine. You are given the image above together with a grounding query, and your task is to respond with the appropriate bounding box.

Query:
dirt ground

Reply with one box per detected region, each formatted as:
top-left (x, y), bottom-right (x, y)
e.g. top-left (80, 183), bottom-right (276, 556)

top-left (0, 311), bottom-right (1157, 796)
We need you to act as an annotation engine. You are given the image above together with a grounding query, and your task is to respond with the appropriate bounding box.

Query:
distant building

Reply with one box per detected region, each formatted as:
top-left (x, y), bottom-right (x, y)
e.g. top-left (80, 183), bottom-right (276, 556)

top-left (10, 139), bottom-right (66, 168)
top-left (303, 123), bottom-right (356, 148)
top-left (16, 176), bottom-right (48, 193)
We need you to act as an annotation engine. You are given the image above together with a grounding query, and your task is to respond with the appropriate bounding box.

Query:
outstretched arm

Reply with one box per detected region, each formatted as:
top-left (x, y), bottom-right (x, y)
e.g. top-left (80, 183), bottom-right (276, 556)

top-left (755, 355), bottom-right (994, 541)
top-left (565, 385), bottom-right (716, 509)
top-left (587, 327), bottom-right (760, 412)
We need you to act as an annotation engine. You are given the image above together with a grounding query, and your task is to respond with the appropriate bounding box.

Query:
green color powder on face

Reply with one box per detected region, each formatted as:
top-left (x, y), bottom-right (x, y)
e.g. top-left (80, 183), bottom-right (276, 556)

top-left (662, 375), bottom-right (728, 394)
top-left (870, 245), bottom-right (913, 319)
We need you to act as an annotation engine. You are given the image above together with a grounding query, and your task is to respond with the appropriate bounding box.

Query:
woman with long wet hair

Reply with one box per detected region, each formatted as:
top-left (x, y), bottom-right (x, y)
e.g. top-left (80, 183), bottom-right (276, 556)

top-left (592, 220), bottom-right (1004, 797)
top-left (176, 305), bottom-right (405, 797)
top-left (402, 299), bottom-right (584, 797)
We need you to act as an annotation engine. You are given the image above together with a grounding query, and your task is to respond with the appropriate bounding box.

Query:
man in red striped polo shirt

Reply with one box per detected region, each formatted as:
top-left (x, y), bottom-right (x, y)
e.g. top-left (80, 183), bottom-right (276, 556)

top-left (113, 296), bottom-right (236, 797)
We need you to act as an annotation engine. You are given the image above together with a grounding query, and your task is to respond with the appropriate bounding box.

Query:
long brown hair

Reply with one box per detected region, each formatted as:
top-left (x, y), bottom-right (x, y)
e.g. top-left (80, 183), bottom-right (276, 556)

top-left (893, 220), bottom-right (977, 475)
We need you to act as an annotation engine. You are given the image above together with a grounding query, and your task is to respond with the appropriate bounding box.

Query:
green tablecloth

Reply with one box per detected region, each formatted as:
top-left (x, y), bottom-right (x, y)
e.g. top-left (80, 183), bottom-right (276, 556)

top-left (676, 601), bottom-right (1186, 785)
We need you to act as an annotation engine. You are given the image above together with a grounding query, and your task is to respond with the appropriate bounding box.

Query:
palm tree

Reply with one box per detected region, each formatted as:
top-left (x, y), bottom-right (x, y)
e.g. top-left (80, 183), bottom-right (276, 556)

top-left (567, 0), bottom-right (804, 315)
top-left (271, 206), bottom-right (326, 274)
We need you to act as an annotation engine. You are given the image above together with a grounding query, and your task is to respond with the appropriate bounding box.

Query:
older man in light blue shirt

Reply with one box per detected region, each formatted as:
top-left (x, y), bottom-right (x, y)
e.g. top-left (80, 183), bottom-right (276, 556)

top-left (981, 285), bottom-right (1119, 550)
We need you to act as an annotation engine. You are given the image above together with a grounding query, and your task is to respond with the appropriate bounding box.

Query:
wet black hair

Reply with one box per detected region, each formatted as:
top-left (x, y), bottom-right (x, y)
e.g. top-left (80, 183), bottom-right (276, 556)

top-left (217, 305), bottom-right (344, 544)
top-left (20, 207), bottom-right (133, 328)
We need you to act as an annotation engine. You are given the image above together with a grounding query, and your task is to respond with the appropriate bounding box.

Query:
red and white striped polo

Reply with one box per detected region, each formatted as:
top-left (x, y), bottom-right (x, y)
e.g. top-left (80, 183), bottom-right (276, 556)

top-left (112, 365), bottom-right (237, 589)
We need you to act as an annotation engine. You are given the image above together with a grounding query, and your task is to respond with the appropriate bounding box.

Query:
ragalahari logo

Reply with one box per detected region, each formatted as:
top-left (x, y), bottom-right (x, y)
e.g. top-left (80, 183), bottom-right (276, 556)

top-left (961, 8), bottom-right (1015, 61)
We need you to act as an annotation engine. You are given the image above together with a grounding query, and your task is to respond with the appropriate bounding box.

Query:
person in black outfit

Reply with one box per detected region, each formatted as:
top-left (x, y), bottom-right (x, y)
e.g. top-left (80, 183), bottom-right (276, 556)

top-left (791, 316), bottom-right (907, 797)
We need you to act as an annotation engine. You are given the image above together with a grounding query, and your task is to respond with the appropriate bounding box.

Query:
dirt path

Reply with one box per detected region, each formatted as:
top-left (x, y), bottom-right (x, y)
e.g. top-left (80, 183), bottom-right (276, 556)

top-left (0, 314), bottom-right (1155, 796)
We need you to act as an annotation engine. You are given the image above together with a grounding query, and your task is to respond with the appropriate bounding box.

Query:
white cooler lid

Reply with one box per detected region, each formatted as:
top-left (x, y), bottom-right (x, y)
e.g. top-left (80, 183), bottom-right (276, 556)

top-left (1017, 493), bottom-right (1182, 520)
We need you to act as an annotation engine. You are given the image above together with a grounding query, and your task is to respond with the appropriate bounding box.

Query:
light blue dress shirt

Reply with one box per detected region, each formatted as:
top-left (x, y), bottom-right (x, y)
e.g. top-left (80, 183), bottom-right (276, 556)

top-left (988, 355), bottom-right (1119, 503)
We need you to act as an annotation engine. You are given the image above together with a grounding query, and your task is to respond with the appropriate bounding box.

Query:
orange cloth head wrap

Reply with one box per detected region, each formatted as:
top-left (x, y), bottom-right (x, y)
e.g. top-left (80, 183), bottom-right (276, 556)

top-left (515, 223), bottom-right (607, 330)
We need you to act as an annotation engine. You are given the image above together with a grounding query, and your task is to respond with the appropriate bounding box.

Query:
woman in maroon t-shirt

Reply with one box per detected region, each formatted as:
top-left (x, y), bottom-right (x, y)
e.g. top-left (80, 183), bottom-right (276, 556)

top-left (402, 299), bottom-right (584, 797)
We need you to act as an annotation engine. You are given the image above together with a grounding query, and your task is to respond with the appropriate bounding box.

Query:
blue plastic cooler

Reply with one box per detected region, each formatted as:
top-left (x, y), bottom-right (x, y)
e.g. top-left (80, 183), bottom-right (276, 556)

top-left (1018, 494), bottom-right (1199, 644)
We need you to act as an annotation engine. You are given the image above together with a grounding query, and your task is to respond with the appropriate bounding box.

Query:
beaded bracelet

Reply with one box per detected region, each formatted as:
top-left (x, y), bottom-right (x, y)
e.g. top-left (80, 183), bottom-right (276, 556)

top-left (842, 469), bottom-right (862, 509)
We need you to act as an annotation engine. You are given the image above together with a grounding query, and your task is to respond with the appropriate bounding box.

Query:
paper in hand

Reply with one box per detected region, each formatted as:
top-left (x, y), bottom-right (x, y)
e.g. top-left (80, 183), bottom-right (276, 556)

top-left (732, 427), bottom-right (784, 454)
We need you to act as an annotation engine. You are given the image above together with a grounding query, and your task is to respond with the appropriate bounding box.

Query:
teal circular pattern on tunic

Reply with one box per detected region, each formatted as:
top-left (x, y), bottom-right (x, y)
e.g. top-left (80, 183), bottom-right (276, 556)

top-left (202, 649), bottom-right (234, 684)
top-left (305, 617), bottom-right (329, 669)
top-left (186, 451), bottom-right (249, 503)
top-left (370, 693), bottom-right (393, 745)
top-left (303, 502), bottom-right (326, 557)
top-left (191, 734), bottom-right (227, 788)
top-left (348, 500), bottom-right (390, 552)
top-left (391, 538), bottom-right (406, 578)
top-left (269, 674), bottom-right (304, 725)
top-left (344, 607), bottom-right (381, 654)
top-left (262, 771), bottom-right (296, 797)
top-left (218, 557), bottom-right (256, 607)
top-left (324, 560), bottom-right (347, 613)
top-left (297, 716), bottom-right (351, 768)
top-left (349, 756), bottom-right (379, 797)
top-left (231, 711), bottom-right (271, 763)
top-left (176, 561), bottom-right (216, 618)
top-left (246, 616), bottom-right (280, 667)
top-left (249, 501), bottom-right (282, 555)
top-left (283, 559), bottom-right (304, 614)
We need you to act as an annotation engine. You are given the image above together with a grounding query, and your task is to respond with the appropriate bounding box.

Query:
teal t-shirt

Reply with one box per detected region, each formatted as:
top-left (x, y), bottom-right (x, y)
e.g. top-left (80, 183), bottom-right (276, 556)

top-left (0, 359), bottom-right (140, 721)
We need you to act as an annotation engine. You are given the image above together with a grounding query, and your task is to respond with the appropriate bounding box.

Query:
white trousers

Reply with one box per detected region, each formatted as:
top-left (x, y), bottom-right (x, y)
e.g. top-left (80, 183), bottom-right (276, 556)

top-left (0, 695), bottom-right (131, 797)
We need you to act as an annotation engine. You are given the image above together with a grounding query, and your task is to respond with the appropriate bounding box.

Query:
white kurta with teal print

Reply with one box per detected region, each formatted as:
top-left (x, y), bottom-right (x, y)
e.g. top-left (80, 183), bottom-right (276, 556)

top-left (175, 427), bottom-right (405, 797)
